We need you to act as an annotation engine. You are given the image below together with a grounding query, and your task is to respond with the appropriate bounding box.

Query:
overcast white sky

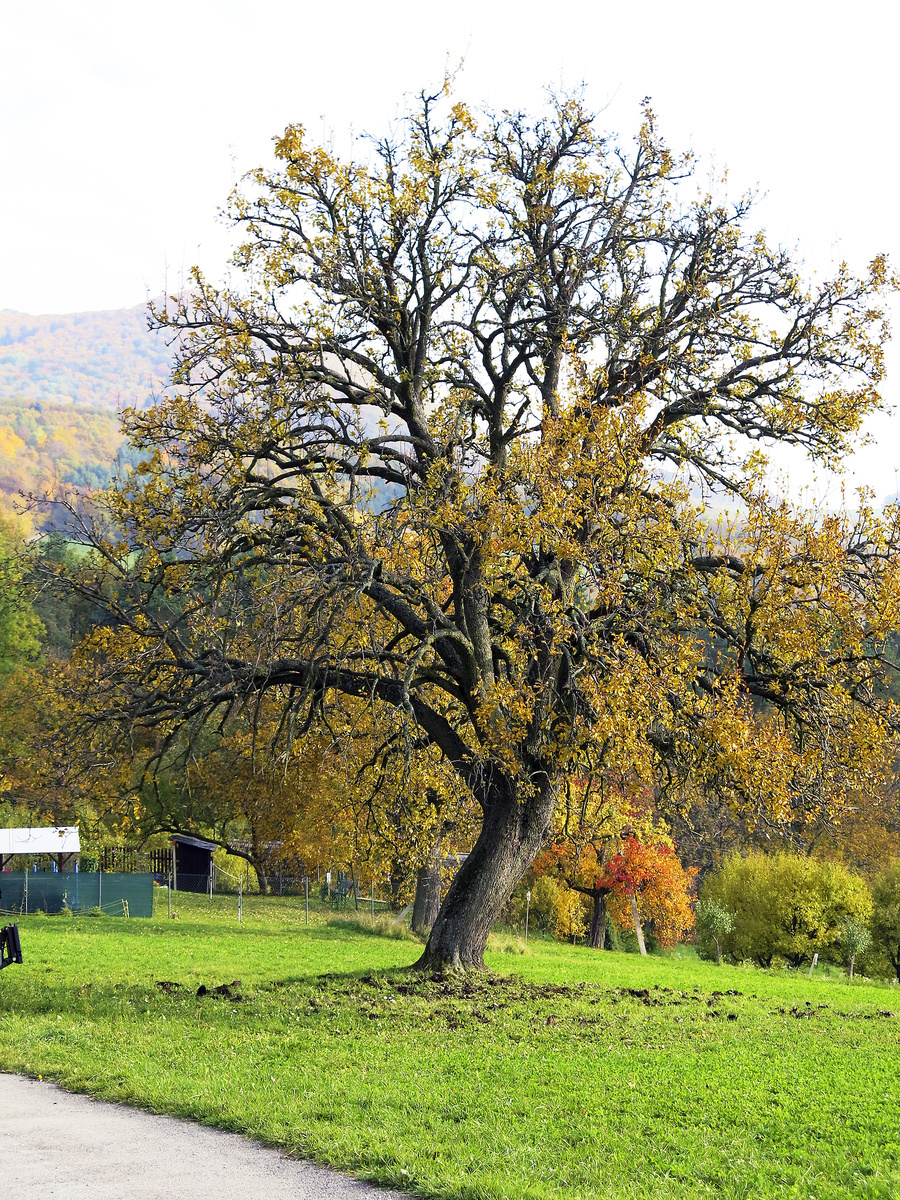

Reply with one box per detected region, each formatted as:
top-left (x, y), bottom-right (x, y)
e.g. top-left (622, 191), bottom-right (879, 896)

top-left (2, 0), bottom-right (898, 501)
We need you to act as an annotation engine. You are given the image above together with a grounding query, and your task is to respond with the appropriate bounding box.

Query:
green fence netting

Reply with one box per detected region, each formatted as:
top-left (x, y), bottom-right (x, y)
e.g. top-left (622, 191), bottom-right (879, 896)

top-left (0, 872), bottom-right (155, 918)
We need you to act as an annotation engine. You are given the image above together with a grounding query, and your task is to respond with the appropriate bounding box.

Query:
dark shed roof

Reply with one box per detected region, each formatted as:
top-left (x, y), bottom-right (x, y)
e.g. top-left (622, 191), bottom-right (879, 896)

top-left (170, 834), bottom-right (218, 852)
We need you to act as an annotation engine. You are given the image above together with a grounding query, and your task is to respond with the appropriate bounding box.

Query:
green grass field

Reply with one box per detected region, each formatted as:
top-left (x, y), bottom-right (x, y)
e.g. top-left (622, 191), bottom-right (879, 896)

top-left (1, 890), bottom-right (899, 1199)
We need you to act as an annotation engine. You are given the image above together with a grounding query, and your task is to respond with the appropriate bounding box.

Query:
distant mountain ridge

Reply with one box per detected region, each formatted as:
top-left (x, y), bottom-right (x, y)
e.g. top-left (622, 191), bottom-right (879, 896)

top-left (0, 301), bottom-right (173, 410)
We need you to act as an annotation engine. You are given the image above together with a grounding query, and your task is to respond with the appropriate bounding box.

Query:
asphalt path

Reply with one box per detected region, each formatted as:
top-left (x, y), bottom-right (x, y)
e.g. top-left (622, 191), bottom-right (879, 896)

top-left (0, 1073), bottom-right (407, 1199)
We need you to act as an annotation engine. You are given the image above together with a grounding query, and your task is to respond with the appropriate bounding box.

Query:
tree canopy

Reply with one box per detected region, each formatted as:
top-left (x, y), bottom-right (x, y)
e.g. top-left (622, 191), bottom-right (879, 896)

top-left (34, 87), bottom-right (900, 969)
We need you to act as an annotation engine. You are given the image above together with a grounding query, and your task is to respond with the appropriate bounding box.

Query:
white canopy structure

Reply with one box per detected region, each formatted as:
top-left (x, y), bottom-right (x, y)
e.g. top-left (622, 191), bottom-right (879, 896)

top-left (0, 826), bottom-right (80, 868)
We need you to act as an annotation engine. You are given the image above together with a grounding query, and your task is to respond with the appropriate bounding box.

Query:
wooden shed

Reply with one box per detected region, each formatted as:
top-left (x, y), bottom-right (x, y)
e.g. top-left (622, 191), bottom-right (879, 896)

top-left (170, 834), bottom-right (217, 893)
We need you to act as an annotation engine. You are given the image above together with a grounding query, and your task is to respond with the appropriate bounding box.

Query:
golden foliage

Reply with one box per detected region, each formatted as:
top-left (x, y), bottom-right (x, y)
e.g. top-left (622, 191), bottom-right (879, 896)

top-left (27, 88), bottom-right (900, 963)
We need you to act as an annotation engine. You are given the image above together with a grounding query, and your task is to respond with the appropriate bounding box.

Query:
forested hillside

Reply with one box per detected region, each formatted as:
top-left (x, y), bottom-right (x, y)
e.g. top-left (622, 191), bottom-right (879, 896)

top-left (0, 302), bottom-right (171, 409)
top-left (0, 397), bottom-right (128, 511)
top-left (0, 301), bottom-right (167, 519)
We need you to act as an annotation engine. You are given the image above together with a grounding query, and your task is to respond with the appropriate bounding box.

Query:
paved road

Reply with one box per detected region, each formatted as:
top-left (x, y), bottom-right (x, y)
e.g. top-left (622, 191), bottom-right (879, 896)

top-left (0, 1073), bottom-right (407, 1199)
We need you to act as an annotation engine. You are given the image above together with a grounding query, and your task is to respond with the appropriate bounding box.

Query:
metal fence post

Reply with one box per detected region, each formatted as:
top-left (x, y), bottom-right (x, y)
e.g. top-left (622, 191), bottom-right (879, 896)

top-left (305, 875), bottom-right (309, 926)
top-left (238, 875), bottom-right (242, 924)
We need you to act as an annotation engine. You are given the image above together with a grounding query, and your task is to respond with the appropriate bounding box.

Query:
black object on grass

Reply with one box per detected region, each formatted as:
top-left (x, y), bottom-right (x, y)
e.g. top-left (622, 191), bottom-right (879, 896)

top-left (0, 924), bottom-right (22, 968)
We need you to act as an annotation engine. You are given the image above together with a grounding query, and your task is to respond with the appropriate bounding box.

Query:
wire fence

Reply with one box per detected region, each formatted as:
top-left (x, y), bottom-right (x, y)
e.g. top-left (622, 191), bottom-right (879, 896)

top-left (161, 865), bottom-right (391, 926)
top-left (168, 867), bottom-right (370, 903)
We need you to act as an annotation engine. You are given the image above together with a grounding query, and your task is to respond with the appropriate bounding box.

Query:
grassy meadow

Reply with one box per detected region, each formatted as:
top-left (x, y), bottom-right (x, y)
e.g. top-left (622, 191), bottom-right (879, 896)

top-left (1, 890), bottom-right (899, 1199)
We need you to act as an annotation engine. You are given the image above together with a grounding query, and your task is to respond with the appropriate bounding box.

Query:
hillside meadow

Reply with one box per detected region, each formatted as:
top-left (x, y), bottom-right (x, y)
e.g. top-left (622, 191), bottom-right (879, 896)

top-left (1, 892), bottom-right (898, 1199)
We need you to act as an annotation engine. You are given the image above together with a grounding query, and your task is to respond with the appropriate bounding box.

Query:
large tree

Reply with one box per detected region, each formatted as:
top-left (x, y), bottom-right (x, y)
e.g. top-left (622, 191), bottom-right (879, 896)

top-left (35, 89), bottom-right (900, 970)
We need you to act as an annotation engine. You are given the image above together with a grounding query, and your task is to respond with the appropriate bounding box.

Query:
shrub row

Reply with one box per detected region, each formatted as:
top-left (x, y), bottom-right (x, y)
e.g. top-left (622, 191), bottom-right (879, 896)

top-left (697, 853), bottom-right (900, 978)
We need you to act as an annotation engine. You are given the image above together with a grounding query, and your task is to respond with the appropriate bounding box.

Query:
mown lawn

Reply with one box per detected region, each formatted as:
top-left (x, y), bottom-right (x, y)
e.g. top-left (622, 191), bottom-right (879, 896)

top-left (1, 890), bottom-right (899, 1199)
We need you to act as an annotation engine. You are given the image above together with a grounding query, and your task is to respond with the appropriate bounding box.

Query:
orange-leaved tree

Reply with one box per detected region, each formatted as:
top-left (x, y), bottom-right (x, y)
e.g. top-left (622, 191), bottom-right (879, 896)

top-left (540, 773), bottom-right (669, 949)
top-left (601, 836), bottom-right (696, 953)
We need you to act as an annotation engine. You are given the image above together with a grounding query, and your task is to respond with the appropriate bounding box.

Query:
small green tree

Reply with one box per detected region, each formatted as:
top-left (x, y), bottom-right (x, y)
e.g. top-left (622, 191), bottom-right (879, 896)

top-left (871, 861), bottom-right (900, 982)
top-left (839, 917), bottom-right (872, 979)
top-left (695, 897), bottom-right (735, 965)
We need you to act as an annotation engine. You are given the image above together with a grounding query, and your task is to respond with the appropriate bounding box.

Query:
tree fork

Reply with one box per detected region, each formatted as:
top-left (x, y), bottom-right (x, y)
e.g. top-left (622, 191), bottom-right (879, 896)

top-left (570, 883), bottom-right (611, 950)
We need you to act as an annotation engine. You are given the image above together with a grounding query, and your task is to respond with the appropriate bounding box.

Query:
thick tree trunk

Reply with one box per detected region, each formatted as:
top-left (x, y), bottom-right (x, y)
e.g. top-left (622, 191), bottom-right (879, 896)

top-left (414, 776), bottom-right (556, 972)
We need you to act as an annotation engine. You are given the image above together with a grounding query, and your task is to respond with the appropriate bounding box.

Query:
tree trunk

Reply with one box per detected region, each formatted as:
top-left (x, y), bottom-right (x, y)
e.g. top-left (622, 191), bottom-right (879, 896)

top-left (630, 892), bottom-right (647, 956)
top-left (389, 858), bottom-right (409, 910)
top-left (414, 776), bottom-right (555, 972)
top-left (253, 861), bottom-right (269, 895)
top-left (589, 889), bottom-right (608, 949)
top-left (569, 883), bottom-right (610, 950)
top-left (412, 866), bottom-right (442, 932)
top-left (412, 833), bottom-right (444, 932)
